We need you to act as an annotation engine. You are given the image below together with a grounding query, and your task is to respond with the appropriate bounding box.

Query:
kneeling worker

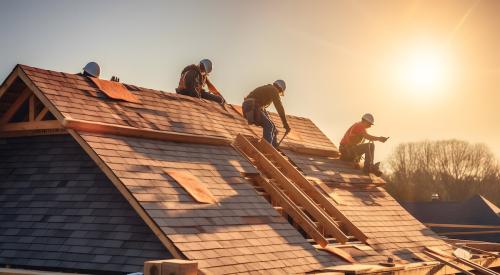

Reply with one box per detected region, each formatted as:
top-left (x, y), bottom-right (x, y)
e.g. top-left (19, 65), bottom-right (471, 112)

top-left (339, 113), bottom-right (389, 175)
top-left (242, 80), bottom-right (290, 147)
top-left (176, 59), bottom-right (225, 104)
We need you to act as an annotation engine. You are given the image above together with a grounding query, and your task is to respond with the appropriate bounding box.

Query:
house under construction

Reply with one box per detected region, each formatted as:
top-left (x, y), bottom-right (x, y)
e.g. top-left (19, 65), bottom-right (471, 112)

top-left (0, 64), bottom-right (498, 275)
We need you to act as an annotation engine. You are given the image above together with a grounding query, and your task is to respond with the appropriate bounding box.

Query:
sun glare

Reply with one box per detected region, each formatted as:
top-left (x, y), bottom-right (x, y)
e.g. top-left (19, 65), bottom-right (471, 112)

top-left (396, 47), bottom-right (449, 99)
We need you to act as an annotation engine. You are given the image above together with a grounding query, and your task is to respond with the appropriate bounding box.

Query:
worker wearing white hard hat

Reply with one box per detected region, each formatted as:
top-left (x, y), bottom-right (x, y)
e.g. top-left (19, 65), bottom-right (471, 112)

top-left (242, 80), bottom-right (290, 147)
top-left (339, 113), bottom-right (389, 175)
top-left (176, 59), bottom-right (225, 104)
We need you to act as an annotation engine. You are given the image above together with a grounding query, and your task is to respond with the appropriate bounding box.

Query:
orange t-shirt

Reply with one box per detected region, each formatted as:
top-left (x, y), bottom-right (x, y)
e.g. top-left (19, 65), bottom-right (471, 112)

top-left (340, 122), bottom-right (368, 146)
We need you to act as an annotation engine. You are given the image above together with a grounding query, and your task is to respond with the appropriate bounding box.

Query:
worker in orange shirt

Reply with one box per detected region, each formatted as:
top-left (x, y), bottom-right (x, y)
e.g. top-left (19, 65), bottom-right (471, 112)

top-left (339, 113), bottom-right (389, 175)
top-left (176, 59), bottom-right (225, 104)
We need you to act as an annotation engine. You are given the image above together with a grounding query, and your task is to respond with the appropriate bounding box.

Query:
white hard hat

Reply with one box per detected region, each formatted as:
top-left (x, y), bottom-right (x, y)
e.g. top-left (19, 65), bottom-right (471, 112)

top-left (362, 113), bottom-right (374, 125)
top-left (273, 79), bottom-right (286, 92)
top-left (199, 59), bottom-right (212, 74)
top-left (83, 62), bottom-right (101, 78)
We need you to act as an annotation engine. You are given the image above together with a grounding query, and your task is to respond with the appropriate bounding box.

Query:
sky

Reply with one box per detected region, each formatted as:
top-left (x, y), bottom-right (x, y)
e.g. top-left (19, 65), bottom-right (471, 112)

top-left (1, 0), bottom-right (499, 162)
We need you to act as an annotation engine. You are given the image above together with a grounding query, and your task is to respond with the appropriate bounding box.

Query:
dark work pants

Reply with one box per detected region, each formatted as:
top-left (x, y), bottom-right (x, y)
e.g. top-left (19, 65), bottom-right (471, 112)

top-left (242, 100), bottom-right (278, 147)
top-left (177, 89), bottom-right (224, 104)
top-left (340, 143), bottom-right (375, 171)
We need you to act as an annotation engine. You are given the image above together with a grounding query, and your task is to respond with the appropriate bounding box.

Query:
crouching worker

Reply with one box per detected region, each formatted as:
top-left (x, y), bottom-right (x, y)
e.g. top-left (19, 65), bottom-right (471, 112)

top-left (339, 113), bottom-right (389, 176)
top-left (242, 80), bottom-right (290, 147)
top-left (176, 59), bottom-right (225, 104)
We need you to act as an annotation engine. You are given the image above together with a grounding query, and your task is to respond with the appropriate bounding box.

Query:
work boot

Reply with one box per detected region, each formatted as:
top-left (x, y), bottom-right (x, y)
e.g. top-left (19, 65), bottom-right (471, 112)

top-left (371, 162), bottom-right (383, 177)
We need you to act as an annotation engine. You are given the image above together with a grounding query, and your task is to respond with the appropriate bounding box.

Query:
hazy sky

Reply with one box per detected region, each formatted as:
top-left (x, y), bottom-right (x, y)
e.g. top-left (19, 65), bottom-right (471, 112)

top-left (1, 0), bottom-right (499, 161)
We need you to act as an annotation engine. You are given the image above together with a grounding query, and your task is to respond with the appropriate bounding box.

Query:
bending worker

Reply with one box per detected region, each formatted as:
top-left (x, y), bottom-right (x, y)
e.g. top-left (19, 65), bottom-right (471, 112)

top-left (176, 59), bottom-right (225, 104)
top-left (339, 113), bottom-right (388, 175)
top-left (242, 80), bottom-right (290, 147)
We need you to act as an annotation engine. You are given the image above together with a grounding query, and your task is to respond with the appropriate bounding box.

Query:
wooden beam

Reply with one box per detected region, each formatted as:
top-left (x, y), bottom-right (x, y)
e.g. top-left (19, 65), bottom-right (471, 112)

top-left (440, 230), bottom-right (500, 236)
top-left (35, 107), bottom-right (49, 121)
top-left (232, 134), bottom-right (349, 243)
top-left (257, 138), bottom-right (368, 243)
top-left (67, 129), bottom-right (184, 259)
top-left (282, 144), bottom-right (339, 158)
top-left (426, 223), bottom-right (500, 229)
top-left (17, 67), bottom-right (65, 122)
top-left (0, 66), bottom-right (21, 100)
top-left (0, 88), bottom-right (31, 124)
top-left (423, 250), bottom-right (475, 275)
top-left (63, 118), bottom-right (230, 146)
top-left (0, 120), bottom-right (61, 132)
top-left (253, 175), bottom-right (329, 248)
top-left (28, 95), bottom-right (35, 121)
top-left (315, 244), bottom-right (356, 263)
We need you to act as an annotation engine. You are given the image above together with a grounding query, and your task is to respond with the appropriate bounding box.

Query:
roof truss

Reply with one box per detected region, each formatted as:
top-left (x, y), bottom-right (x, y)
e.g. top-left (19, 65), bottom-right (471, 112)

top-left (0, 67), bottom-right (64, 137)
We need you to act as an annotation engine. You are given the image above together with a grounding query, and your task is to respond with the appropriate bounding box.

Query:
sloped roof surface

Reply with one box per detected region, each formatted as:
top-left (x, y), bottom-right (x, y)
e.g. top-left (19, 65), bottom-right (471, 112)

top-left (75, 132), bottom-right (340, 274)
top-left (0, 135), bottom-right (171, 273)
top-left (402, 195), bottom-right (500, 225)
top-left (0, 64), bottom-right (457, 273)
top-left (19, 65), bottom-right (337, 152)
top-left (283, 150), bottom-right (451, 263)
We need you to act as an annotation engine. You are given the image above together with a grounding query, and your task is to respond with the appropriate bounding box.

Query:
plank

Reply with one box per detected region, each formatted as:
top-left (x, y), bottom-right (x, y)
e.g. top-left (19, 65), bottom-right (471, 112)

top-left (0, 120), bottom-right (61, 132)
top-left (426, 223), bottom-right (500, 229)
top-left (315, 244), bottom-right (356, 263)
top-left (233, 134), bottom-right (349, 243)
top-left (35, 107), bottom-right (49, 121)
top-left (28, 95), bottom-right (35, 121)
top-left (0, 88), bottom-right (31, 123)
top-left (462, 245), bottom-right (500, 258)
top-left (63, 118), bottom-right (230, 146)
top-left (89, 77), bottom-right (140, 103)
top-left (423, 250), bottom-right (475, 275)
top-left (257, 138), bottom-right (367, 242)
top-left (67, 129), bottom-right (183, 259)
top-left (0, 66), bottom-right (21, 100)
top-left (165, 170), bottom-right (217, 204)
top-left (440, 230), bottom-right (500, 236)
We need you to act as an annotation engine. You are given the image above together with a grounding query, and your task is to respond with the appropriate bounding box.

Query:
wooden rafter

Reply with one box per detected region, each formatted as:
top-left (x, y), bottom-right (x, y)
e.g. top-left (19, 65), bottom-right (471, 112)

top-left (0, 88), bottom-right (31, 124)
top-left (29, 94), bottom-right (35, 121)
top-left (35, 107), bottom-right (49, 121)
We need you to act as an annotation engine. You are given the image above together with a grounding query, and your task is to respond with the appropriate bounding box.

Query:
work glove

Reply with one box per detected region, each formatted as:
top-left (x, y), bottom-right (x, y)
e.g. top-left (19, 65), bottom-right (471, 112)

top-left (284, 123), bottom-right (291, 133)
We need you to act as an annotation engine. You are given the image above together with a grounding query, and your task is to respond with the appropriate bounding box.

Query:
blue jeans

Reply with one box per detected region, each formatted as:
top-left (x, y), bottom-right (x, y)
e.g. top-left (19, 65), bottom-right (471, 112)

top-left (242, 100), bottom-right (278, 147)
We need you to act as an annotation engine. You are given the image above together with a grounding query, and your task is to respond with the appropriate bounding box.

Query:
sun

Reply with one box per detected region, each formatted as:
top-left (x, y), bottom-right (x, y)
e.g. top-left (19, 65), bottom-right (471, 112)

top-left (396, 47), bottom-right (449, 98)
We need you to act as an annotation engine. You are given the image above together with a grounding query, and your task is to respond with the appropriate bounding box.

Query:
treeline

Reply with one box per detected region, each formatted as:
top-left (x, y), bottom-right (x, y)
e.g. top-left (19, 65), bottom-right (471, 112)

top-left (384, 139), bottom-right (500, 205)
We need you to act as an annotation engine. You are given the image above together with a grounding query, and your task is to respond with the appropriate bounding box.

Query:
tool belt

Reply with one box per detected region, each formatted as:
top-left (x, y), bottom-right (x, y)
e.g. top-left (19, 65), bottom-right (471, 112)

top-left (242, 98), bottom-right (261, 125)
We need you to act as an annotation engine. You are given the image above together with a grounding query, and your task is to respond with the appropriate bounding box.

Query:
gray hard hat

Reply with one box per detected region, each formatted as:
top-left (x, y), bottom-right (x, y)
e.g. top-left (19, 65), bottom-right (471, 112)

top-left (199, 59), bottom-right (212, 74)
top-left (83, 62), bottom-right (101, 78)
top-left (273, 79), bottom-right (286, 93)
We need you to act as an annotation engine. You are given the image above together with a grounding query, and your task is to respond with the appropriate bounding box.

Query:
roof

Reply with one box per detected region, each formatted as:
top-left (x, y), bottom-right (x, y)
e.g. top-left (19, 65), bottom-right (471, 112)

top-left (0, 135), bottom-right (171, 274)
top-left (0, 64), bottom-right (457, 274)
top-left (402, 196), bottom-right (500, 242)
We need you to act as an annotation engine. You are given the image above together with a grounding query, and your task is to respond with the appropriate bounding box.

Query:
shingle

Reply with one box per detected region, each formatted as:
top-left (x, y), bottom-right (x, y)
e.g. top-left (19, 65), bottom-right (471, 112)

top-left (0, 135), bottom-right (172, 273)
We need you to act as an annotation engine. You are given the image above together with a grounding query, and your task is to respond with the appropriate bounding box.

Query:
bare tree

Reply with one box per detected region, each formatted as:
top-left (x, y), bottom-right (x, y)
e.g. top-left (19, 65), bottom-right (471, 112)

top-left (385, 139), bottom-right (500, 204)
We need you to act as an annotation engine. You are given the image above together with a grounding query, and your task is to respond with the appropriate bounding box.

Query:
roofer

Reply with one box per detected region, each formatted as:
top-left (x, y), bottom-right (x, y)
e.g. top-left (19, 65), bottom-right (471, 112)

top-left (242, 80), bottom-right (290, 148)
top-left (176, 59), bottom-right (225, 104)
top-left (339, 113), bottom-right (389, 176)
